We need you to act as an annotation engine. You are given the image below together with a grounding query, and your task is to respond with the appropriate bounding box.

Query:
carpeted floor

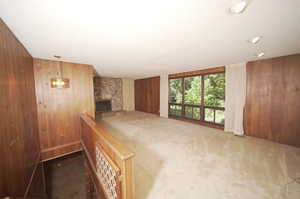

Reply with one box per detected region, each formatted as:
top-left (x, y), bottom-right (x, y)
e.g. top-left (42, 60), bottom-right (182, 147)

top-left (97, 111), bottom-right (300, 199)
top-left (45, 152), bottom-right (85, 199)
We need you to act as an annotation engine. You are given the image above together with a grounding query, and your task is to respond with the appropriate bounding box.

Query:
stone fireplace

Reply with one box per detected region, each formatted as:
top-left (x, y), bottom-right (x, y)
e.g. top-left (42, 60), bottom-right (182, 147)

top-left (95, 100), bottom-right (112, 112)
top-left (94, 77), bottom-right (123, 112)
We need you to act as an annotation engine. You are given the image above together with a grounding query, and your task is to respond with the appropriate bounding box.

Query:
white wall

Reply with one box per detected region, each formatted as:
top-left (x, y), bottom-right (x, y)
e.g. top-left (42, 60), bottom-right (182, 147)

top-left (160, 74), bottom-right (169, 118)
top-left (122, 78), bottom-right (135, 111)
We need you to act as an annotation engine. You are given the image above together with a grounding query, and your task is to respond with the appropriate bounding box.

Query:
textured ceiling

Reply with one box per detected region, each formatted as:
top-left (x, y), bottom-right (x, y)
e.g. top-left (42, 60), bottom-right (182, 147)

top-left (1, 0), bottom-right (300, 78)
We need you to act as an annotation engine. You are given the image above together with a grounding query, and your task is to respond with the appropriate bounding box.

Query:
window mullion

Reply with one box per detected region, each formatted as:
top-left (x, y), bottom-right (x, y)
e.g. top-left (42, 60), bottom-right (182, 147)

top-left (200, 75), bottom-right (205, 121)
top-left (213, 109), bottom-right (216, 123)
top-left (168, 72), bottom-right (225, 126)
top-left (181, 77), bottom-right (185, 116)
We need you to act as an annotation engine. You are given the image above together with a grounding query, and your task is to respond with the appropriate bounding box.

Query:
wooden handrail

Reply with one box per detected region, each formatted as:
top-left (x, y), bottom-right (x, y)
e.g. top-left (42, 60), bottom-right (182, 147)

top-left (80, 114), bottom-right (135, 199)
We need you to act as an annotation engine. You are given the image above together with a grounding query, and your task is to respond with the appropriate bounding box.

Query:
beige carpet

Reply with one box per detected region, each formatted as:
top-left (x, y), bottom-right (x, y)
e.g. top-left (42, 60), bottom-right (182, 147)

top-left (97, 111), bottom-right (300, 199)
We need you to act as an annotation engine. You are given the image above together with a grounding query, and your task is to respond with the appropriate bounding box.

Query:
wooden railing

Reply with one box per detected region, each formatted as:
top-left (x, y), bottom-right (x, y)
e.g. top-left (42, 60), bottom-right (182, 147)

top-left (80, 114), bottom-right (135, 199)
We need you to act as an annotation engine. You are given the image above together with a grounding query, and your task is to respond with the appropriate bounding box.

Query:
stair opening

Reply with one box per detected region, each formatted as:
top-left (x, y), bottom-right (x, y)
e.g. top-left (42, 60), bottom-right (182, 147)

top-left (44, 152), bottom-right (85, 199)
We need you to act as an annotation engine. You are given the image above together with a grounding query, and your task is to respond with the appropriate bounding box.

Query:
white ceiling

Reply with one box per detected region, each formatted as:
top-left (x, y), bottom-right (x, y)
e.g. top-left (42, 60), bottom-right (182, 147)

top-left (1, 0), bottom-right (300, 78)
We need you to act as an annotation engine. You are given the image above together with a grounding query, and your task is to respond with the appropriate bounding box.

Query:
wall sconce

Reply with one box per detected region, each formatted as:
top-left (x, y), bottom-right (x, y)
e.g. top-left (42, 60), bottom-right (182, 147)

top-left (51, 55), bottom-right (70, 88)
top-left (51, 78), bottom-right (70, 88)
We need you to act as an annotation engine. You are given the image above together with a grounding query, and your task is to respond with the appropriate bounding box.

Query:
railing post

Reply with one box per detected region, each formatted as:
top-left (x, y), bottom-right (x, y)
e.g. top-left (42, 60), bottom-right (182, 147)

top-left (80, 113), bottom-right (135, 199)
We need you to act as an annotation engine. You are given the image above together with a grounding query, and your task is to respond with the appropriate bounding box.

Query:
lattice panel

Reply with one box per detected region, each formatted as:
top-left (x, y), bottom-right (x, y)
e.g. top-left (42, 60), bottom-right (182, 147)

top-left (96, 146), bottom-right (121, 199)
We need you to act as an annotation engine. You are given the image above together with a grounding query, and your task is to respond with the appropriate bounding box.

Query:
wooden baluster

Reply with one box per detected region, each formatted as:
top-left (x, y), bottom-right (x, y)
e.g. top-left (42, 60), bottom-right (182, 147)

top-left (85, 159), bottom-right (95, 199)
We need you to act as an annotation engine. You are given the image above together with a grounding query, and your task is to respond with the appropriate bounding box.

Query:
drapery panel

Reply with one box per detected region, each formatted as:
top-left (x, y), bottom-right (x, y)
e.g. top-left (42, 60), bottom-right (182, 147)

top-left (225, 63), bottom-right (246, 135)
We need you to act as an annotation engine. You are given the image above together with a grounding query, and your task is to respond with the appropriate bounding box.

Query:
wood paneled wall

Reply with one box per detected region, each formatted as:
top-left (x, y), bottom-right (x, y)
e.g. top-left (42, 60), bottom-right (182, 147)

top-left (245, 54), bottom-right (300, 147)
top-left (25, 163), bottom-right (46, 198)
top-left (135, 76), bottom-right (160, 114)
top-left (0, 18), bottom-right (44, 197)
top-left (34, 58), bottom-right (95, 161)
top-left (0, 154), bottom-right (4, 197)
top-left (169, 66), bottom-right (225, 78)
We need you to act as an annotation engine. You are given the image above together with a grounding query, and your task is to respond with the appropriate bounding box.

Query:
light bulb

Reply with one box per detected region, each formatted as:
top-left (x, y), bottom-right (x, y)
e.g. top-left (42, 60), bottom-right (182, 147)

top-left (229, 1), bottom-right (247, 14)
top-left (249, 36), bottom-right (262, 44)
top-left (257, 52), bottom-right (265, 58)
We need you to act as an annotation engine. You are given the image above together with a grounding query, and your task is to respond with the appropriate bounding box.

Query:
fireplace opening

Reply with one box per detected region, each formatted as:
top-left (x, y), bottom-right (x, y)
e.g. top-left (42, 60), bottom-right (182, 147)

top-left (96, 100), bottom-right (112, 113)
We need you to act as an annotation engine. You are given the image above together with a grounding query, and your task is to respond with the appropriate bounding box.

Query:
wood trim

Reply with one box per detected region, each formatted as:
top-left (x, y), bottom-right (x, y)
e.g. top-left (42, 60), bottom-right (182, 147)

top-left (41, 142), bottom-right (82, 161)
top-left (169, 116), bottom-right (224, 130)
top-left (41, 149), bottom-right (82, 162)
top-left (97, 142), bottom-right (120, 174)
top-left (41, 141), bottom-right (81, 152)
top-left (82, 142), bottom-right (106, 198)
top-left (169, 104), bottom-right (225, 110)
top-left (82, 141), bottom-right (122, 199)
top-left (169, 66), bottom-right (225, 78)
top-left (24, 153), bottom-right (43, 198)
top-left (122, 158), bottom-right (135, 198)
top-left (135, 76), bottom-right (160, 80)
top-left (81, 114), bottom-right (134, 160)
top-left (24, 163), bottom-right (47, 199)
top-left (80, 113), bottom-right (135, 199)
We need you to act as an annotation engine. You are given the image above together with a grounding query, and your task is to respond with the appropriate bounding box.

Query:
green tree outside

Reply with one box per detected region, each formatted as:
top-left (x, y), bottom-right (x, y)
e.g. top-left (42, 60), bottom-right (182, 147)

top-left (169, 73), bottom-right (225, 124)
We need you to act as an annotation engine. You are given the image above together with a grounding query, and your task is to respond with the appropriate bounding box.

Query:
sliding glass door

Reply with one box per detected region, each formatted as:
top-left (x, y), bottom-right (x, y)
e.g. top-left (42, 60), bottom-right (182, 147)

top-left (169, 72), bottom-right (225, 126)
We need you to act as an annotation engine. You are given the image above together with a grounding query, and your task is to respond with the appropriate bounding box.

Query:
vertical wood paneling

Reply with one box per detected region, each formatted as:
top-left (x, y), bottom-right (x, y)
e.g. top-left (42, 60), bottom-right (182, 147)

top-left (0, 18), bottom-right (43, 197)
top-left (34, 58), bottom-right (95, 161)
top-left (25, 163), bottom-right (47, 198)
top-left (134, 77), bottom-right (160, 114)
top-left (245, 54), bottom-right (300, 147)
top-left (0, 156), bottom-right (4, 197)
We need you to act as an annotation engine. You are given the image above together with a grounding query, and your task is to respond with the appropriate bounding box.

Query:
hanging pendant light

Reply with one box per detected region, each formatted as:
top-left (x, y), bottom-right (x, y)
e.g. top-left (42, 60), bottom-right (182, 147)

top-left (50, 55), bottom-right (70, 88)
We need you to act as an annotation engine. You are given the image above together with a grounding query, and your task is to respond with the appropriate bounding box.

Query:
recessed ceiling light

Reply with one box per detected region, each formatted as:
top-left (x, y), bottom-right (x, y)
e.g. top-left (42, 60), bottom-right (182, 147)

top-left (256, 52), bottom-right (265, 58)
top-left (229, 1), bottom-right (248, 14)
top-left (54, 55), bottom-right (61, 59)
top-left (248, 36), bottom-right (262, 44)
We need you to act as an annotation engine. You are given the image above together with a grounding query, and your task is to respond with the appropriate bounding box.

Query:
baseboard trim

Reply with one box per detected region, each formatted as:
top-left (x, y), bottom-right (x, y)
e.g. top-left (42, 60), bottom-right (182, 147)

top-left (41, 141), bottom-right (82, 161)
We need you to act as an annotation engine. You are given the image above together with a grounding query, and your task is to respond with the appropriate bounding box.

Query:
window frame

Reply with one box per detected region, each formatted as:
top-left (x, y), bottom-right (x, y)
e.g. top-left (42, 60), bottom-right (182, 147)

top-left (168, 69), bottom-right (225, 127)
